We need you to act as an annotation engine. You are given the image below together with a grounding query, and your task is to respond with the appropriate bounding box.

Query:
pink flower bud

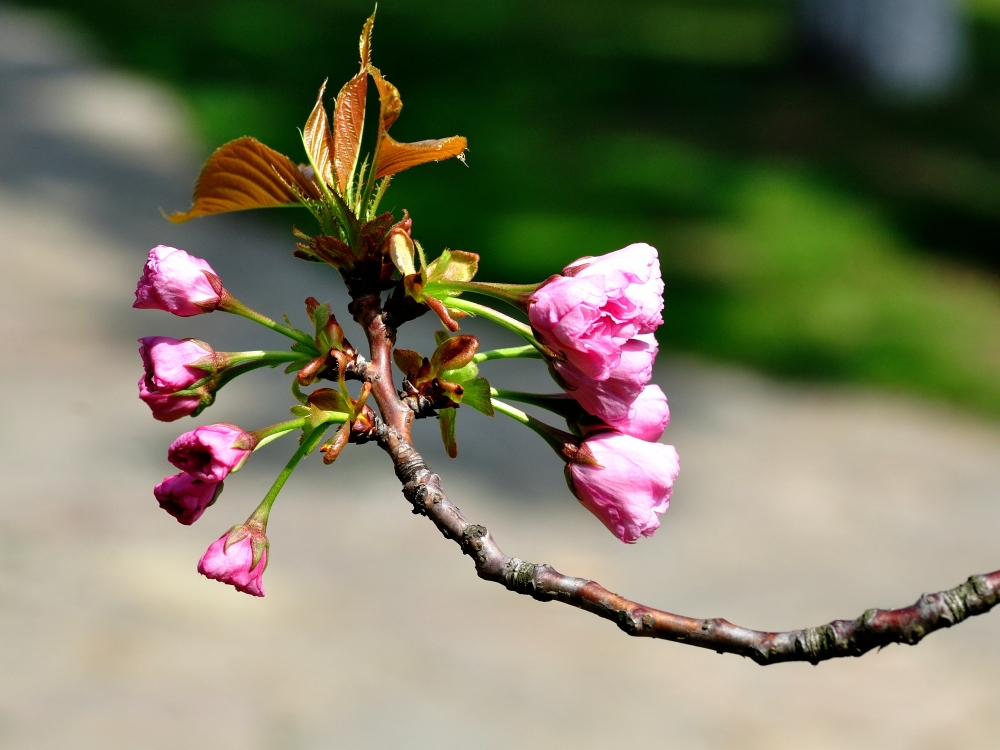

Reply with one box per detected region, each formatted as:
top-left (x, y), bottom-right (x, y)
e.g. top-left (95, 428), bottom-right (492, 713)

top-left (167, 423), bottom-right (253, 482)
top-left (603, 385), bottom-right (670, 442)
top-left (528, 243), bottom-right (664, 380)
top-left (197, 526), bottom-right (267, 597)
top-left (138, 336), bottom-right (214, 422)
top-left (153, 473), bottom-right (222, 525)
top-left (565, 431), bottom-right (680, 543)
top-left (133, 245), bottom-right (222, 317)
top-left (555, 334), bottom-right (658, 423)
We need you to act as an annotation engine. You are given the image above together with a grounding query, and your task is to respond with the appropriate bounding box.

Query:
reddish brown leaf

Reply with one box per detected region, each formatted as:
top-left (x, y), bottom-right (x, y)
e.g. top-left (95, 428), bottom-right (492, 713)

top-left (359, 9), bottom-right (374, 69)
top-left (431, 335), bottom-right (479, 374)
top-left (303, 80), bottom-right (335, 187)
top-left (374, 134), bottom-right (467, 180)
top-left (168, 137), bottom-right (321, 223)
top-left (370, 66), bottom-right (402, 135)
top-left (333, 72), bottom-right (367, 194)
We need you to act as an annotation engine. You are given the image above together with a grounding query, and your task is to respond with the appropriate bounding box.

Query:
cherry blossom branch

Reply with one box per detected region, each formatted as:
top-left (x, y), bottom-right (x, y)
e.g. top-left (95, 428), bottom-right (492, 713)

top-left (353, 285), bottom-right (1000, 666)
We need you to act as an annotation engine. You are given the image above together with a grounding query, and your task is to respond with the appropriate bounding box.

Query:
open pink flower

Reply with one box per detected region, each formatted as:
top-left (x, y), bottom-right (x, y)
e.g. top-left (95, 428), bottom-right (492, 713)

top-left (167, 423), bottom-right (253, 482)
top-left (133, 245), bottom-right (222, 317)
top-left (528, 243), bottom-right (664, 379)
top-left (197, 526), bottom-right (267, 597)
top-left (154, 473), bottom-right (222, 525)
top-left (138, 337), bottom-right (214, 421)
top-left (565, 431), bottom-right (680, 543)
top-left (556, 334), bottom-right (658, 423)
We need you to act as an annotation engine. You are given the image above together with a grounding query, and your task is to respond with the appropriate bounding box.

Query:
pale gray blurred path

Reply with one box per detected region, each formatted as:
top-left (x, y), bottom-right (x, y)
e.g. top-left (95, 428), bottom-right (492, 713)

top-left (1, 6), bottom-right (999, 749)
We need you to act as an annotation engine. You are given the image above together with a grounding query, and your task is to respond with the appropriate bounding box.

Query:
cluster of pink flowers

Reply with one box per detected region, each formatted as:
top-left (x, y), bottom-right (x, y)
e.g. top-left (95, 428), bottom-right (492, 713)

top-left (136, 245), bottom-right (268, 596)
top-left (529, 244), bottom-right (679, 543)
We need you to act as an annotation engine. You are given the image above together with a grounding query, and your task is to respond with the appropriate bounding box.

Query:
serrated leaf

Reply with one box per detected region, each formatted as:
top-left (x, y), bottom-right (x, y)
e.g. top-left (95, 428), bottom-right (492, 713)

top-left (439, 407), bottom-right (458, 458)
top-left (460, 378), bottom-right (494, 416)
top-left (304, 80), bottom-right (335, 187)
top-left (311, 302), bottom-right (331, 337)
top-left (167, 137), bottom-right (321, 222)
top-left (431, 335), bottom-right (479, 374)
top-left (290, 404), bottom-right (311, 417)
top-left (284, 361), bottom-right (303, 374)
top-left (374, 134), bottom-right (468, 180)
top-left (393, 348), bottom-right (424, 378)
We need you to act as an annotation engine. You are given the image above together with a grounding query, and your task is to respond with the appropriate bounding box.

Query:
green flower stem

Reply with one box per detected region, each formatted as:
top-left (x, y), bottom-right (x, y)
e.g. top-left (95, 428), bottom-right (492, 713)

top-left (249, 423), bottom-right (333, 526)
top-left (491, 398), bottom-right (577, 458)
top-left (225, 350), bottom-right (310, 368)
top-left (218, 296), bottom-right (317, 350)
top-left (250, 412), bottom-right (349, 451)
top-left (439, 297), bottom-right (546, 354)
top-left (474, 345), bottom-right (543, 363)
top-left (492, 388), bottom-right (580, 418)
top-left (425, 280), bottom-right (539, 310)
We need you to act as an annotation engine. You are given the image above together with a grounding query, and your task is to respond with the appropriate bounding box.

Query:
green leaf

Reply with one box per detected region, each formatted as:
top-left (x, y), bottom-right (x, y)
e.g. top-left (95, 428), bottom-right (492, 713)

top-left (460, 378), bottom-right (494, 416)
top-left (439, 407), bottom-right (458, 458)
top-left (434, 329), bottom-right (452, 347)
top-left (290, 405), bottom-right (311, 417)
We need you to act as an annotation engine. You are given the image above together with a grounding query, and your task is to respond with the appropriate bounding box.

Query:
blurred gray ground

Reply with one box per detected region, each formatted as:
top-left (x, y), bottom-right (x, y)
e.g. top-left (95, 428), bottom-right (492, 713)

top-left (1, 5), bottom-right (999, 749)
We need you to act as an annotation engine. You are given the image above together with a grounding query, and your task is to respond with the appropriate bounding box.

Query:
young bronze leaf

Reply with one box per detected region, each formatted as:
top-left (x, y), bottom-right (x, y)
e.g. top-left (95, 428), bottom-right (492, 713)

top-left (393, 349), bottom-right (424, 379)
top-left (370, 66), bottom-right (402, 135)
top-left (431, 335), bottom-right (479, 374)
top-left (333, 72), bottom-right (367, 194)
top-left (374, 134), bottom-right (468, 180)
top-left (168, 137), bottom-right (321, 223)
top-left (427, 250), bottom-right (479, 283)
top-left (359, 9), bottom-right (375, 70)
top-left (303, 80), bottom-right (335, 187)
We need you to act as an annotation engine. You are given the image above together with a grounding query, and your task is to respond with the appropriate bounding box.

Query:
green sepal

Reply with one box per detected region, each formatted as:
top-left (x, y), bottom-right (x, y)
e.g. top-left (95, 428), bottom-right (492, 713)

top-left (290, 404), bottom-right (311, 418)
top-left (224, 524), bottom-right (250, 551)
top-left (439, 407), bottom-right (458, 458)
top-left (441, 361), bottom-right (479, 383)
top-left (250, 533), bottom-right (269, 571)
top-left (425, 249), bottom-right (478, 285)
top-left (460, 378), bottom-right (494, 416)
top-left (291, 379), bottom-right (309, 405)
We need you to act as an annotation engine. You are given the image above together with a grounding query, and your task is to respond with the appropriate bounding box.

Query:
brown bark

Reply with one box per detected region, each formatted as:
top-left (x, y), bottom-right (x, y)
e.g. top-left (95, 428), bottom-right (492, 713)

top-left (352, 280), bottom-right (1000, 666)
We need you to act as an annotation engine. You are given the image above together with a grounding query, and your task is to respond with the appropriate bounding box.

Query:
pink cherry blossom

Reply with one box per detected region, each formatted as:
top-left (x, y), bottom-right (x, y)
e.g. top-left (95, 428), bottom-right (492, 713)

top-left (197, 527), bottom-right (267, 597)
top-left (133, 245), bottom-right (221, 317)
top-left (600, 385), bottom-right (670, 442)
top-left (153, 473), bottom-right (222, 525)
top-left (167, 423), bottom-right (253, 482)
top-left (138, 337), bottom-right (214, 422)
top-left (565, 431), bottom-right (680, 543)
top-left (528, 243), bottom-right (664, 379)
top-left (556, 334), bottom-right (658, 423)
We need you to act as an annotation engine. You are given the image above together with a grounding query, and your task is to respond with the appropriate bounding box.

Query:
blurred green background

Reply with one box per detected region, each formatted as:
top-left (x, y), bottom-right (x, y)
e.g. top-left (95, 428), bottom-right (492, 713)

top-left (14, 0), bottom-right (1000, 416)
